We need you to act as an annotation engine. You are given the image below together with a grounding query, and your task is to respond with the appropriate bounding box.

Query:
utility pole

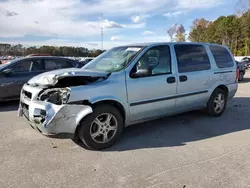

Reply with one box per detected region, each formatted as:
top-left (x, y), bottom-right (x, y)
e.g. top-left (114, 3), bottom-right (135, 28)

top-left (100, 13), bottom-right (104, 50)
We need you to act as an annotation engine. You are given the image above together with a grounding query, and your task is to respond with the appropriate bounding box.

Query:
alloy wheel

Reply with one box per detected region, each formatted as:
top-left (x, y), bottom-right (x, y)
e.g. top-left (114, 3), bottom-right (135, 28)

top-left (90, 113), bottom-right (118, 144)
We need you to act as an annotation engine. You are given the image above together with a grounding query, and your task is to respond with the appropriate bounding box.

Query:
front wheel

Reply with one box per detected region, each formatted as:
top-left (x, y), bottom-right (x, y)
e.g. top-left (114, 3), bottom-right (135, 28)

top-left (205, 88), bottom-right (227, 117)
top-left (77, 104), bottom-right (123, 150)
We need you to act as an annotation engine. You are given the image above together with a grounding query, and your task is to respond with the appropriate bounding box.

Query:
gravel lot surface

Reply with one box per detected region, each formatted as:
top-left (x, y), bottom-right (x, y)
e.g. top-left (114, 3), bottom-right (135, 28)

top-left (1, 71), bottom-right (250, 188)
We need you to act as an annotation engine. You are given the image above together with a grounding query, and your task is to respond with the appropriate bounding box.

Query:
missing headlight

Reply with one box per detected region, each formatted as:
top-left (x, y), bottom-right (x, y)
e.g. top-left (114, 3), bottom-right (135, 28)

top-left (38, 88), bottom-right (71, 105)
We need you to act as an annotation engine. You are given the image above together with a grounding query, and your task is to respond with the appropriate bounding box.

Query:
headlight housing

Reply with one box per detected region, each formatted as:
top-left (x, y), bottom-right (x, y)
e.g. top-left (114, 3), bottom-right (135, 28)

top-left (38, 88), bottom-right (71, 105)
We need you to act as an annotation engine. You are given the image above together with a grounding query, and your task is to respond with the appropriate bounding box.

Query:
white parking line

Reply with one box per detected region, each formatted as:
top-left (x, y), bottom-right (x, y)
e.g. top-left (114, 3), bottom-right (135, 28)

top-left (237, 91), bottom-right (250, 94)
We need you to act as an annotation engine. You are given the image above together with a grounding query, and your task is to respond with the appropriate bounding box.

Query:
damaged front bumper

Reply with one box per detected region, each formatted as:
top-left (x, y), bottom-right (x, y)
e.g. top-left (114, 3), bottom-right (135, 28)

top-left (18, 97), bottom-right (93, 136)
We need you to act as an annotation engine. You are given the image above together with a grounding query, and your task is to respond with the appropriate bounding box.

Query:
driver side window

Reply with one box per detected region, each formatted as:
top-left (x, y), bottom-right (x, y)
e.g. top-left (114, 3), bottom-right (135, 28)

top-left (12, 60), bottom-right (32, 73)
top-left (131, 45), bottom-right (171, 78)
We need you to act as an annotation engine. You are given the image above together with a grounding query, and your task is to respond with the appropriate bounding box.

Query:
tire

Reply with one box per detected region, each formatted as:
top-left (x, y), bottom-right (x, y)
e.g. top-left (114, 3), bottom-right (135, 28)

top-left (205, 88), bottom-right (227, 117)
top-left (77, 104), bottom-right (123, 150)
top-left (239, 71), bottom-right (244, 81)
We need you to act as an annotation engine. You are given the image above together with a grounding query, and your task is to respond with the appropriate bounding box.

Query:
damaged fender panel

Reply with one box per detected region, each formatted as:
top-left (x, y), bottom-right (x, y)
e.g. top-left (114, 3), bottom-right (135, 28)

top-left (19, 100), bottom-right (93, 135)
top-left (46, 105), bottom-right (93, 134)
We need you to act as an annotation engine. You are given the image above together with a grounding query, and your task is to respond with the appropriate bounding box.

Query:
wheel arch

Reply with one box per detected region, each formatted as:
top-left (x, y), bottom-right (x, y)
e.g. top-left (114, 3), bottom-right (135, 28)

top-left (90, 99), bottom-right (126, 124)
top-left (215, 85), bottom-right (229, 97)
top-left (207, 84), bottom-right (229, 104)
top-left (74, 98), bottom-right (127, 140)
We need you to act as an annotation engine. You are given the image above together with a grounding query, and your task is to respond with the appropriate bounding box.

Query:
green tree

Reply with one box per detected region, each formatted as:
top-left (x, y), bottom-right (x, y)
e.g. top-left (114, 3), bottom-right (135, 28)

top-left (189, 18), bottom-right (210, 42)
top-left (240, 10), bottom-right (250, 55)
top-left (188, 7), bottom-right (250, 56)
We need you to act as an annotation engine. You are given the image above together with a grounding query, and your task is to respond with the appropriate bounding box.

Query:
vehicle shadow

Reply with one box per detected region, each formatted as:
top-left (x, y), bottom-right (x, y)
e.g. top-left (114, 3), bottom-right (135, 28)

top-left (2, 97), bottom-right (249, 152)
top-left (0, 101), bottom-right (19, 112)
top-left (240, 77), bottom-right (250, 84)
top-left (101, 97), bottom-right (250, 152)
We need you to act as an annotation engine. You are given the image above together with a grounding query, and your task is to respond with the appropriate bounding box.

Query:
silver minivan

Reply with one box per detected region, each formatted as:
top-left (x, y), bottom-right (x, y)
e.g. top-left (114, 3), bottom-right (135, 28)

top-left (18, 42), bottom-right (238, 150)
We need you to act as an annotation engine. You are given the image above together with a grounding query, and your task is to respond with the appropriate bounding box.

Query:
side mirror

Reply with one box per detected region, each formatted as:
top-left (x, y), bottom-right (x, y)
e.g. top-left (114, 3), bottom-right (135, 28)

top-left (1, 68), bottom-right (13, 76)
top-left (131, 69), bottom-right (150, 78)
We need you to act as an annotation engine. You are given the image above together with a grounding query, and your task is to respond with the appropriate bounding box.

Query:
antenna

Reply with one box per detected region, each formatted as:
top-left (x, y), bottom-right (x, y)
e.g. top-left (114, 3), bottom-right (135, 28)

top-left (101, 13), bottom-right (104, 50)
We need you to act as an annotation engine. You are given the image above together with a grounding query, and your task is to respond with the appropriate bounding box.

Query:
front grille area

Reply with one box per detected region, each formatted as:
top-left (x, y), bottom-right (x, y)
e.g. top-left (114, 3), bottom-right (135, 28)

top-left (21, 102), bottom-right (29, 120)
top-left (23, 90), bottom-right (32, 99)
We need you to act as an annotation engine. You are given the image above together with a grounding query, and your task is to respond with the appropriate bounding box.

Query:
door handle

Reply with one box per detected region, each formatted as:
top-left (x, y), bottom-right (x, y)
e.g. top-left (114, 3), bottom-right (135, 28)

top-left (166, 76), bottom-right (176, 84)
top-left (179, 75), bottom-right (188, 82)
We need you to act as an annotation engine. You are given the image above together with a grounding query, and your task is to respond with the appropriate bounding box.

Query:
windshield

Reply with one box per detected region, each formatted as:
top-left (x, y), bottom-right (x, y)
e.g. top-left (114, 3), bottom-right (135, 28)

top-left (83, 46), bottom-right (144, 72)
top-left (0, 60), bottom-right (13, 70)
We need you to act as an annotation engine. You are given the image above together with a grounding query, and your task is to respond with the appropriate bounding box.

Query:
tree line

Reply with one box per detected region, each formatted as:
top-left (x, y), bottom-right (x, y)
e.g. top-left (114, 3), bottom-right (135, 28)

top-left (188, 11), bottom-right (250, 56)
top-left (0, 43), bottom-right (104, 57)
top-left (167, 0), bottom-right (250, 56)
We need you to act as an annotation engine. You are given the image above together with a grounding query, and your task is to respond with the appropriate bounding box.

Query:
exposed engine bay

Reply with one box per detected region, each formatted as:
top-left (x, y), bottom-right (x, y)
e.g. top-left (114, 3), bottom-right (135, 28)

top-left (38, 88), bottom-right (71, 105)
top-left (53, 76), bottom-right (103, 87)
top-left (36, 75), bottom-right (109, 105)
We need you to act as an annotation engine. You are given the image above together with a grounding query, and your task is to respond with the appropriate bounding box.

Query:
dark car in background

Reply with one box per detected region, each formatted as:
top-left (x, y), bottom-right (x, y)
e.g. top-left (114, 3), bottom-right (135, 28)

top-left (241, 57), bottom-right (250, 68)
top-left (236, 60), bottom-right (246, 81)
top-left (241, 57), bottom-right (250, 62)
top-left (0, 56), bottom-right (83, 102)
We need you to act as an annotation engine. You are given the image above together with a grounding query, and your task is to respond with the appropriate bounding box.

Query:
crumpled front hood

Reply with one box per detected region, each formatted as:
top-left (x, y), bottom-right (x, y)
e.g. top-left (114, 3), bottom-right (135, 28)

top-left (28, 68), bottom-right (109, 86)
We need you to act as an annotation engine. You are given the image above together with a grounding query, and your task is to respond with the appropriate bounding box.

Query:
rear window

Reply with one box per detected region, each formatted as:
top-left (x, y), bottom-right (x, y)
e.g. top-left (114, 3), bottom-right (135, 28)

top-left (174, 44), bottom-right (211, 73)
top-left (209, 46), bottom-right (234, 68)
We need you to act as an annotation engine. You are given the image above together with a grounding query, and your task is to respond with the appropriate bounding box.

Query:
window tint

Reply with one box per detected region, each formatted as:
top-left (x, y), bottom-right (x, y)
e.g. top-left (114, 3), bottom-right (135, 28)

top-left (70, 61), bottom-right (78, 67)
top-left (30, 59), bottom-right (43, 71)
top-left (132, 45), bottom-right (171, 77)
top-left (85, 59), bottom-right (93, 63)
top-left (44, 60), bottom-right (57, 70)
top-left (56, 59), bottom-right (74, 69)
top-left (174, 44), bottom-right (211, 73)
top-left (209, 46), bottom-right (234, 68)
top-left (12, 61), bottom-right (32, 73)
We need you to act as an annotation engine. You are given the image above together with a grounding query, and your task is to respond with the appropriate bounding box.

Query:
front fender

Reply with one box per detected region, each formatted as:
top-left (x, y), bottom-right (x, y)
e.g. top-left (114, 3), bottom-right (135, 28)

top-left (89, 96), bottom-right (130, 123)
top-left (75, 105), bottom-right (93, 126)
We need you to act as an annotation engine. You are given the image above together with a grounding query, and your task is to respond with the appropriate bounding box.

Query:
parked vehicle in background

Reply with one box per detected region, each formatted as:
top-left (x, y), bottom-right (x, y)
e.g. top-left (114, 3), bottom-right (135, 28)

top-left (80, 57), bottom-right (94, 65)
top-left (0, 56), bottom-right (82, 102)
top-left (240, 60), bottom-right (249, 69)
top-left (18, 42), bottom-right (238, 150)
top-left (241, 57), bottom-right (250, 62)
top-left (236, 61), bottom-right (246, 81)
top-left (241, 57), bottom-right (250, 68)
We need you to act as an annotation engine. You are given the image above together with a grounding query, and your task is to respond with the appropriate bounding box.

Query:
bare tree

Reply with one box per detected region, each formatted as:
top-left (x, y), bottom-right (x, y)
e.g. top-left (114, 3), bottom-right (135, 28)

top-left (235, 0), bottom-right (250, 16)
top-left (176, 24), bottom-right (186, 42)
top-left (167, 24), bottom-right (178, 42)
top-left (192, 18), bottom-right (210, 28)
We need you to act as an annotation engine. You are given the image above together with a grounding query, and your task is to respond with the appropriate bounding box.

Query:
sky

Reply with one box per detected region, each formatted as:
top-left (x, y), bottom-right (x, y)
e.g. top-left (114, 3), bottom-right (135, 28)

top-left (0, 0), bottom-right (238, 49)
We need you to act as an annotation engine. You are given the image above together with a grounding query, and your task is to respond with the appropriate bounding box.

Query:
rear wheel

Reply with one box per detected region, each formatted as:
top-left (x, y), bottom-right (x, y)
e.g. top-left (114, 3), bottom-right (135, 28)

top-left (205, 88), bottom-right (227, 117)
top-left (77, 104), bottom-right (123, 150)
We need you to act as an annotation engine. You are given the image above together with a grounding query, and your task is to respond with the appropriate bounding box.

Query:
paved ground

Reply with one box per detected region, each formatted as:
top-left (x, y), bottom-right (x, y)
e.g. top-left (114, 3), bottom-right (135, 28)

top-left (1, 72), bottom-right (250, 188)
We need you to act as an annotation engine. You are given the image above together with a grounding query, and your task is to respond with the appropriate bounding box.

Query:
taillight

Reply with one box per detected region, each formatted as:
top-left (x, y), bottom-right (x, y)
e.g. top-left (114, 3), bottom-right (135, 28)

top-left (236, 67), bottom-right (239, 82)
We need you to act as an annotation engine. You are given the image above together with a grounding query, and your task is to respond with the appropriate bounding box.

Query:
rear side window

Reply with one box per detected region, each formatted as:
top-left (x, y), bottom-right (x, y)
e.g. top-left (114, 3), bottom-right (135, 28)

top-left (174, 44), bottom-right (211, 73)
top-left (56, 59), bottom-right (74, 69)
top-left (31, 59), bottom-right (43, 71)
top-left (69, 61), bottom-right (78, 67)
top-left (44, 59), bottom-right (57, 70)
top-left (209, 46), bottom-right (234, 68)
top-left (44, 59), bottom-right (75, 70)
